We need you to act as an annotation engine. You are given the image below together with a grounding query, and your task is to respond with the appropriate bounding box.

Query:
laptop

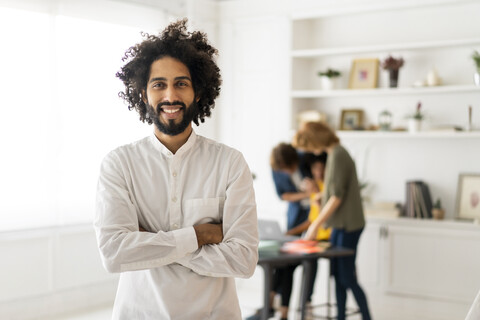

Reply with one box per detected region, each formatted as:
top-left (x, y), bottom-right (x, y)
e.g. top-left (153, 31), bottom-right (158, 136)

top-left (257, 219), bottom-right (299, 242)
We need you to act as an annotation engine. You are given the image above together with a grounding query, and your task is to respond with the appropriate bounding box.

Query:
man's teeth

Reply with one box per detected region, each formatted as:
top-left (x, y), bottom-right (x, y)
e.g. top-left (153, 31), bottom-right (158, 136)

top-left (164, 109), bottom-right (180, 114)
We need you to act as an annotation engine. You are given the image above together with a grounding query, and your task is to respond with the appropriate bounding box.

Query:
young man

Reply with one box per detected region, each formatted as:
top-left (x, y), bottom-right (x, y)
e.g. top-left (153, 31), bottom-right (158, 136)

top-left (94, 19), bottom-right (258, 319)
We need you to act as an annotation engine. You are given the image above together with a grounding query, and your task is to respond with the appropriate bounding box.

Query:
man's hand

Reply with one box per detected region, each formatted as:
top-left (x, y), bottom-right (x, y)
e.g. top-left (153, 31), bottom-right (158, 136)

top-left (193, 223), bottom-right (223, 248)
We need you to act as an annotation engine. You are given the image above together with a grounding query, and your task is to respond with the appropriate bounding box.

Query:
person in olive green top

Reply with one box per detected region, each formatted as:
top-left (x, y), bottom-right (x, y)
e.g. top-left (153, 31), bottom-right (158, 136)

top-left (292, 121), bottom-right (372, 320)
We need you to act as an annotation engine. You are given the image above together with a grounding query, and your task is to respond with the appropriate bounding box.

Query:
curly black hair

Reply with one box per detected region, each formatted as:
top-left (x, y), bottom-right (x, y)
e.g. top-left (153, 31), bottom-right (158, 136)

top-left (116, 18), bottom-right (221, 126)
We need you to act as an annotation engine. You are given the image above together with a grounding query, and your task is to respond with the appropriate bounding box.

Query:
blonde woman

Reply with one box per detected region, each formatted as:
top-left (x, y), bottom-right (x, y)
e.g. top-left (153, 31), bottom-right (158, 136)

top-left (292, 121), bottom-right (372, 320)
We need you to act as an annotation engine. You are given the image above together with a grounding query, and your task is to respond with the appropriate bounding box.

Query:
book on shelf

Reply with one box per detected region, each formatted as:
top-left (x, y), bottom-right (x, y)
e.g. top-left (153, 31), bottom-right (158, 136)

top-left (404, 180), bottom-right (433, 219)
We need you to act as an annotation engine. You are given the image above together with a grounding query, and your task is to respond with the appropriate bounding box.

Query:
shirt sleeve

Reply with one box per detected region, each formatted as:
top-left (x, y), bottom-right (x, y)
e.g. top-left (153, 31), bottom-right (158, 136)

top-left (272, 170), bottom-right (296, 198)
top-left (175, 152), bottom-right (259, 278)
top-left (94, 151), bottom-right (198, 273)
top-left (328, 147), bottom-right (351, 200)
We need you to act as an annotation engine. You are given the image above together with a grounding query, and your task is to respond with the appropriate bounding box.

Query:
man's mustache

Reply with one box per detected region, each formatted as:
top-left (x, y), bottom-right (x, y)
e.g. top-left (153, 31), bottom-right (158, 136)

top-left (156, 101), bottom-right (187, 113)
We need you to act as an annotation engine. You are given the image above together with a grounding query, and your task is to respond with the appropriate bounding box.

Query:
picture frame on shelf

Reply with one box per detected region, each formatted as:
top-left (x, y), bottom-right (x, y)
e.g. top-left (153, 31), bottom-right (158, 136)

top-left (348, 58), bottom-right (379, 89)
top-left (455, 173), bottom-right (480, 222)
top-left (340, 109), bottom-right (364, 130)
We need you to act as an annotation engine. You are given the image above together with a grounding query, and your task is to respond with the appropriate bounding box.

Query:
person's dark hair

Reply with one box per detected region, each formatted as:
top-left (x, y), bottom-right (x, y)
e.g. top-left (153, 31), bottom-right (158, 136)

top-left (304, 152), bottom-right (328, 168)
top-left (270, 143), bottom-right (299, 171)
top-left (116, 18), bottom-right (221, 126)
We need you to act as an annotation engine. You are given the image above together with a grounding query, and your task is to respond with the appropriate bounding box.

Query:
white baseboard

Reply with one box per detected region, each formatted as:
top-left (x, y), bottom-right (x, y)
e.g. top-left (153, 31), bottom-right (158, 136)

top-left (0, 279), bottom-right (117, 320)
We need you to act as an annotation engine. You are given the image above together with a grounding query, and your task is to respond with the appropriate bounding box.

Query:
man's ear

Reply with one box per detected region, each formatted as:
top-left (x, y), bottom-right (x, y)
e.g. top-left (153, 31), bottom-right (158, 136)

top-left (141, 90), bottom-right (147, 104)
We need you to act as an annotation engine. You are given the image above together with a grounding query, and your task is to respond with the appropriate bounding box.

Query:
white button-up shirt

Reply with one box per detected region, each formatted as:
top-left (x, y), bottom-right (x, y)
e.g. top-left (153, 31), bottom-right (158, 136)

top-left (94, 131), bottom-right (258, 319)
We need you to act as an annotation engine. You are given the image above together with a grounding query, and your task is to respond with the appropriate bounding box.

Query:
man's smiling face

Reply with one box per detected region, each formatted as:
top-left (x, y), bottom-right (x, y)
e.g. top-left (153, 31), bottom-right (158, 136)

top-left (143, 56), bottom-right (197, 136)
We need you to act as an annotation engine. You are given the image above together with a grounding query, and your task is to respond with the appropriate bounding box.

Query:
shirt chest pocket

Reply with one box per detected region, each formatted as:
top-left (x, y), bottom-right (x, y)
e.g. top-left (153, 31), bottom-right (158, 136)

top-left (183, 197), bottom-right (224, 226)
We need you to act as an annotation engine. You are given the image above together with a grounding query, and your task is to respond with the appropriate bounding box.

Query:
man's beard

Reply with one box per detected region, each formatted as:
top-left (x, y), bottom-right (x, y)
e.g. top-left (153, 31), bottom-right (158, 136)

top-left (146, 100), bottom-right (198, 136)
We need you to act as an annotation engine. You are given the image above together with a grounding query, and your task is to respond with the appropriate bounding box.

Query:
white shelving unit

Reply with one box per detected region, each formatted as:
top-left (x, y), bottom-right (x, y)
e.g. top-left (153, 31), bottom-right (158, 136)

top-left (286, 0), bottom-right (480, 224)
top-left (289, 1), bottom-right (480, 133)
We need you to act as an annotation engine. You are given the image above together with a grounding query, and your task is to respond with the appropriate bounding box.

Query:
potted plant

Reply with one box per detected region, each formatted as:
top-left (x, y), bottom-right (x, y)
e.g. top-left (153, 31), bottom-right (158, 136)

top-left (407, 101), bottom-right (424, 133)
top-left (381, 55), bottom-right (404, 88)
top-left (472, 50), bottom-right (480, 86)
top-left (317, 68), bottom-right (341, 90)
top-left (432, 198), bottom-right (445, 220)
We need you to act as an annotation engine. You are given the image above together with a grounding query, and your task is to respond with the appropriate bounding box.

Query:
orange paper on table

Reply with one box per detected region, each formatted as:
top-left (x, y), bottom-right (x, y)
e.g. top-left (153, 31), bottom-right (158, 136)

top-left (280, 239), bottom-right (326, 254)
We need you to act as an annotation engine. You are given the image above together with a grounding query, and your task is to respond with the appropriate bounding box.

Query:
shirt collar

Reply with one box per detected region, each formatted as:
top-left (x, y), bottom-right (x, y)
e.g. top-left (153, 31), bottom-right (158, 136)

top-left (149, 129), bottom-right (198, 157)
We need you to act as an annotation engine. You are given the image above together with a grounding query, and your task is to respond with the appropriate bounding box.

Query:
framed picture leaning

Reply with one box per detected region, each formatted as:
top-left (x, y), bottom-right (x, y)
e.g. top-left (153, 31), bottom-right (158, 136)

top-left (455, 173), bottom-right (480, 222)
top-left (348, 58), bottom-right (379, 89)
top-left (340, 109), bottom-right (364, 130)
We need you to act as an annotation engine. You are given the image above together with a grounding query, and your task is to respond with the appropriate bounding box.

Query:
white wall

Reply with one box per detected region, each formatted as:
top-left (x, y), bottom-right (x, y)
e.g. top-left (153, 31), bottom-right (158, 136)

top-left (216, 0), bottom-right (294, 227)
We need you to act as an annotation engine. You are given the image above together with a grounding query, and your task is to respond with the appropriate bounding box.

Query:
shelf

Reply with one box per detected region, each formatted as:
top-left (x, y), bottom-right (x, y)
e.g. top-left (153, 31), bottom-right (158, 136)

top-left (291, 85), bottom-right (480, 98)
top-left (291, 0), bottom-right (472, 20)
top-left (291, 38), bottom-right (480, 58)
top-left (337, 130), bottom-right (480, 139)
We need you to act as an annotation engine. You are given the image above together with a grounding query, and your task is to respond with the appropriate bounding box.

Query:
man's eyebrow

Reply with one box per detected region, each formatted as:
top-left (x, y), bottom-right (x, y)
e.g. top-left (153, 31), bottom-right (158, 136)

top-left (149, 76), bottom-right (192, 83)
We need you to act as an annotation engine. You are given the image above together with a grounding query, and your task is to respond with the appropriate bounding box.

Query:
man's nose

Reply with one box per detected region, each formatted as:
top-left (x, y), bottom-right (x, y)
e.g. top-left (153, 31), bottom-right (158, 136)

top-left (163, 86), bottom-right (179, 102)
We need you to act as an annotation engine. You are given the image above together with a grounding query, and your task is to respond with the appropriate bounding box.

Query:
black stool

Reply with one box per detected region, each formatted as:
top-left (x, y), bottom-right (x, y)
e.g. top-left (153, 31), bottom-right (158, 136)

top-left (298, 259), bottom-right (360, 319)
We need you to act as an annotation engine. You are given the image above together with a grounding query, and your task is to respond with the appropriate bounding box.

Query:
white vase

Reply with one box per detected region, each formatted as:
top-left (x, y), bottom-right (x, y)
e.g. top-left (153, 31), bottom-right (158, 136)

top-left (474, 72), bottom-right (480, 86)
top-left (408, 119), bottom-right (422, 133)
top-left (320, 76), bottom-right (336, 90)
top-left (426, 68), bottom-right (441, 86)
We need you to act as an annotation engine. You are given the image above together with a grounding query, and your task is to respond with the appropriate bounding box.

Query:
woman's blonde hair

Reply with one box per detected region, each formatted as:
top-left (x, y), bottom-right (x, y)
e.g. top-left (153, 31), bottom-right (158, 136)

top-left (292, 121), bottom-right (339, 151)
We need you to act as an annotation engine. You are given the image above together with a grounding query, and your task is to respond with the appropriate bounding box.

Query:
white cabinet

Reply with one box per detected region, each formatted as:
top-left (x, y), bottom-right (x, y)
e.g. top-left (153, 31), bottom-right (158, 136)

top-left (289, 0), bottom-right (480, 133)
top-left (357, 217), bottom-right (480, 320)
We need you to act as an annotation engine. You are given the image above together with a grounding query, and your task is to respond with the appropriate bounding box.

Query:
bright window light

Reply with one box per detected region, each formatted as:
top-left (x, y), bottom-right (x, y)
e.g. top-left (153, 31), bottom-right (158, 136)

top-left (0, 6), bottom-right (156, 230)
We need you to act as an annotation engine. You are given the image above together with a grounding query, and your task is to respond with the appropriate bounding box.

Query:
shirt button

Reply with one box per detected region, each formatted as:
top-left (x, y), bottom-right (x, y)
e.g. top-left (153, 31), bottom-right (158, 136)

top-left (172, 197), bottom-right (177, 202)
top-left (172, 223), bottom-right (179, 229)
top-left (172, 172), bottom-right (177, 177)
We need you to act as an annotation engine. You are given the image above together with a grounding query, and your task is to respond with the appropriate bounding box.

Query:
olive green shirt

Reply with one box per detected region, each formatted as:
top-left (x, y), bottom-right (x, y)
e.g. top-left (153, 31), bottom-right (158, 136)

top-left (323, 145), bottom-right (365, 232)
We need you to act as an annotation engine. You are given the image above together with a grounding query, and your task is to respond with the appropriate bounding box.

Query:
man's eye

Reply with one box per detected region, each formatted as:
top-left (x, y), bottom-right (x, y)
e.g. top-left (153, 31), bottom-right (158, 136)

top-left (177, 82), bottom-right (188, 87)
top-left (153, 83), bottom-right (165, 88)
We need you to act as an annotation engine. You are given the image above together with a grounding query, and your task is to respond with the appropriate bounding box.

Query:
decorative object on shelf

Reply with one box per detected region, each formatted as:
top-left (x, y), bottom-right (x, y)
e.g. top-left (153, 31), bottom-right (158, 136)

top-left (359, 180), bottom-right (370, 204)
top-left (318, 68), bottom-right (341, 90)
top-left (412, 79), bottom-right (426, 87)
top-left (472, 50), bottom-right (480, 86)
top-left (297, 110), bottom-right (327, 128)
top-left (408, 119), bottom-right (421, 133)
top-left (455, 173), bottom-right (480, 223)
top-left (365, 202), bottom-right (401, 218)
top-left (381, 55), bottom-right (404, 88)
top-left (340, 109), bottom-right (364, 130)
top-left (466, 105), bottom-right (473, 131)
top-left (426, 67), bottom-right (441, 86)
top-left (378, 110), bottom-right (393, 131)
top-left (432, 198), bottom-right (445, 220)
top-left (348, 58), bottom-right (379, 89)
top-left (407, 101), bottom-right (424, 133)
